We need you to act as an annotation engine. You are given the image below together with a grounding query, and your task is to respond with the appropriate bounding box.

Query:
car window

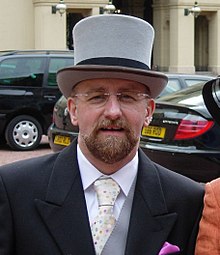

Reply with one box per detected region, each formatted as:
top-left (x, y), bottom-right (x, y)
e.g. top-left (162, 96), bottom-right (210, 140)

top-left (48, 58), bottom-right (74, 87)
top-left (0, 57), bottom-right (45, 87)
top-left (185, 79), bottom-right (207, 86)
top-left (157, 83), bottom-right (205, 106)
top-left (159, 78), bottom-right (182, 97)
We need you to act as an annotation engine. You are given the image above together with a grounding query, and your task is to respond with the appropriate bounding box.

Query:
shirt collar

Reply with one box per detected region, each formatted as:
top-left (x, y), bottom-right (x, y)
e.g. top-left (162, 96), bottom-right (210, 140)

top-left (77, 144), bottom-right (138, 196)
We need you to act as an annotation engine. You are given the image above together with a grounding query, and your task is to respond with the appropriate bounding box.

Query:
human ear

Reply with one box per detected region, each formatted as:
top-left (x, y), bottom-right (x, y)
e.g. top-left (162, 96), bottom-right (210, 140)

top-left (67, 97), bottom-right (78, 126)
top-left (144, 99), bottom-right (155, 127)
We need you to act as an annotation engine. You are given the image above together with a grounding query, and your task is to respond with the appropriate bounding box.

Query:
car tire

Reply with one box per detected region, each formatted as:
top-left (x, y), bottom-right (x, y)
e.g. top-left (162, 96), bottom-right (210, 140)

top-left (5, 115), bottom-right (43, 151)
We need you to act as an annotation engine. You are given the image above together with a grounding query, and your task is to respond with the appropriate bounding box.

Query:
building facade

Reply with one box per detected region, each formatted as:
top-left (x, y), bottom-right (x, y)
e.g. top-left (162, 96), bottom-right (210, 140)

top-left (1, 0), bottom-right (220, 74)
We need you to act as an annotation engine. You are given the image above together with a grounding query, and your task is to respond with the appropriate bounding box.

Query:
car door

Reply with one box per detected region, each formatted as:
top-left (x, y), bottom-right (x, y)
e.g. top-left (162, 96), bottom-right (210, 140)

top-left (0, 56), bottom-right (46, 118)
top-left (41, 56), bottom-right (74, 129)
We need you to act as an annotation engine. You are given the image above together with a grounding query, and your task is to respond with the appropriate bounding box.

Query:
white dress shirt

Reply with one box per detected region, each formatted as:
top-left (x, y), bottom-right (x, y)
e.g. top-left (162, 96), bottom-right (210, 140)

top-left (77, 144), bottom-right (138, 224)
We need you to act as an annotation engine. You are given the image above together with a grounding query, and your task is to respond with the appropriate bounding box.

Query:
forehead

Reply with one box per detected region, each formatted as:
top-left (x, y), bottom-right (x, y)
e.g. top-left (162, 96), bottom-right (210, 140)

top-left (73, 78), bottom-right (147, 92)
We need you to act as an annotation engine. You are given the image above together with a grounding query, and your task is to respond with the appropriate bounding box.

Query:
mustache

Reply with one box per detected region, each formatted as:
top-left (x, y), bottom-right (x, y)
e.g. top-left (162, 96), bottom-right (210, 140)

top-left (95, 119), bottom-right (128, 130)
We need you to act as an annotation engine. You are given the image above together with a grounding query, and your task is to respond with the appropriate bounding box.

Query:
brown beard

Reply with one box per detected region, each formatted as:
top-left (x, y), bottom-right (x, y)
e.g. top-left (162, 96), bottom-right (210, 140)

top-left (81, 119), bottom-right (139, 164)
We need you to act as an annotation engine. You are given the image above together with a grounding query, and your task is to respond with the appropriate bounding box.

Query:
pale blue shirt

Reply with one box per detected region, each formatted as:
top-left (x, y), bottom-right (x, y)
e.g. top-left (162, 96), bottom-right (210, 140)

top-left (77, 144), bottom-right (138, 224)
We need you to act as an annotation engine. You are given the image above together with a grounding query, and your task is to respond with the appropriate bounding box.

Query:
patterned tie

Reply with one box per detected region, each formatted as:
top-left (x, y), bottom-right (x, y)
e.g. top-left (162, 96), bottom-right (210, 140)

top-left (91, 177), bottom-right (120, 255)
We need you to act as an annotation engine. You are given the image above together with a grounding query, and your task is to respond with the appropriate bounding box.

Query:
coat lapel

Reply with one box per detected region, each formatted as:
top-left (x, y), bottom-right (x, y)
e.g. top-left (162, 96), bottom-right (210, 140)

top-left (34, 141), bottom-right (95, 255)
top-left (125, 150), bottom-right (177, 255)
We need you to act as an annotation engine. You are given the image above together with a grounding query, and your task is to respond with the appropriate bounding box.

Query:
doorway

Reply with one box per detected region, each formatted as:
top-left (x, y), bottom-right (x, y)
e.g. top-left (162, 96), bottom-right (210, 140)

top-left (66, 13), bottom-right (84, 50)
top-left (195, 15), bottom-right (209, 71)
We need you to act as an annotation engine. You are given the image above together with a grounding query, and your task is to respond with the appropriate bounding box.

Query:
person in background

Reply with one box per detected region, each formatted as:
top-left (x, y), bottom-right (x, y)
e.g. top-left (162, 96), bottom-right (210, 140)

top-left (195, 78), bottom-right (220, 255)
top-left (0, 14), bottom-right (204, 255)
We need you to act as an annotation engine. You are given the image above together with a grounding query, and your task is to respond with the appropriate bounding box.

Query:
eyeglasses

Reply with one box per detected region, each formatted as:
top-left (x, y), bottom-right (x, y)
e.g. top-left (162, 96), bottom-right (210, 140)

top-left (73, 91), bottom-right (150, 108)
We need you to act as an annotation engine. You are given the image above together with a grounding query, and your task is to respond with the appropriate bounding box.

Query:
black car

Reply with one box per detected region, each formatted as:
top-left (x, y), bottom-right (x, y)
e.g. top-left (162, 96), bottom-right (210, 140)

top-left (48, 80), bottom-right (220, 183)
top-left (140, 83), bottom-right (220, 183)
top-left (0, 50), bottom-right (74, 150)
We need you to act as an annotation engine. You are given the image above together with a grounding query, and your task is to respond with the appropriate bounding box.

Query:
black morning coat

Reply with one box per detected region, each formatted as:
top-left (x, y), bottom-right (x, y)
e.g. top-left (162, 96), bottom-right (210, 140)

top-left (0, 139), bottom-right (204, 255)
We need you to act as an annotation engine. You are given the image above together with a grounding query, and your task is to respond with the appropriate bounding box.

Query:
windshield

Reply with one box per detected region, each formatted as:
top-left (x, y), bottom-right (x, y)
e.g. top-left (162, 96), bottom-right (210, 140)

top-left (157, 83), bottom-right (205, 106)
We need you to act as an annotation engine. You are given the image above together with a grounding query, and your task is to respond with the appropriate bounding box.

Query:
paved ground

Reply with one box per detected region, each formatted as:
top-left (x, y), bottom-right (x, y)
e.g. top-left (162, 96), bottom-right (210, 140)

top-left (0, 136), bottom-right (53, 166)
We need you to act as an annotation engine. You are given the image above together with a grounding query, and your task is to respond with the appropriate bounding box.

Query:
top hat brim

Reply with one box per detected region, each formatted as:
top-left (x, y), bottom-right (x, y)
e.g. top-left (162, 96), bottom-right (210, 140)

top-left (57, 65), bottom-right (168, 99)
top-left (202, 78), bottom-right (220, 126)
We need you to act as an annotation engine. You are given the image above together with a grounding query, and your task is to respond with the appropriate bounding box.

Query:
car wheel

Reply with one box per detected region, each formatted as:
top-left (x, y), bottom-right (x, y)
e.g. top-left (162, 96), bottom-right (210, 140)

top-left (5, 115), bottom-right (43, 151)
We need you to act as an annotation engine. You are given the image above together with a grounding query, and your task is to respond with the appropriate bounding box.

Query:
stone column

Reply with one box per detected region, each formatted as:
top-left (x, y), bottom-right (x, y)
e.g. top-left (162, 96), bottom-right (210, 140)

top-left (153, 3), bottom-right (170, 71)
top-left (209, 10), bottom-right (220, 74)
top-left (169, 4), bottom-right (195, 73)
top-left (34, 3), bottom-right (67, 49)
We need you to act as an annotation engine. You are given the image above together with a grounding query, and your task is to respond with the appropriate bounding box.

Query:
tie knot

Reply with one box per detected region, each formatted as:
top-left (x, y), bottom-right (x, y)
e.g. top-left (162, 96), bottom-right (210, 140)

top-left (94, 178), bottom-right (120, 207)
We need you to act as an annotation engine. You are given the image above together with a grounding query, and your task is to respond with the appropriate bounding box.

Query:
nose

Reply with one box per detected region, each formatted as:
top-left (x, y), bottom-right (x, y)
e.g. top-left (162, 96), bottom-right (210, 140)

top-left (103, 95), bottom-right (122, 120)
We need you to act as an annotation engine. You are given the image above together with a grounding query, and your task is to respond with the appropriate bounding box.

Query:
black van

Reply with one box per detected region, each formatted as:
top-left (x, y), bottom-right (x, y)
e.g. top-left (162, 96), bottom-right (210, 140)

top-left (0, 50), bottom-right (74, 150)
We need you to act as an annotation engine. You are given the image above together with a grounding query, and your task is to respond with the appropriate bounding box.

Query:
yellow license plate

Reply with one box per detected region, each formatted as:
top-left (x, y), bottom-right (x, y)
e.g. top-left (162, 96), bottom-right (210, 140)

top-left (142, 126), bottom-right (166, 138)
top-left (54, 135), bottom-right (71, 146)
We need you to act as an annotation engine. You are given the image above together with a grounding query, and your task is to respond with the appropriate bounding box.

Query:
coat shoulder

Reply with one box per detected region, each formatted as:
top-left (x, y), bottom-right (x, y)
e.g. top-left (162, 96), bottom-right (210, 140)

top-left (155, 162), bottom-right (204, 197)
top-left (0, 152), bottom-right (60, 192)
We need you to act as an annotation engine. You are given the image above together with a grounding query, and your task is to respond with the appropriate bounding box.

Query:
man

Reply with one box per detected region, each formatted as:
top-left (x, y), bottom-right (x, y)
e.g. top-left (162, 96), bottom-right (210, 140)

top-left (195, 78), bottom-right (220, 255)
top-left (0, 14), bottom-right (203, 255)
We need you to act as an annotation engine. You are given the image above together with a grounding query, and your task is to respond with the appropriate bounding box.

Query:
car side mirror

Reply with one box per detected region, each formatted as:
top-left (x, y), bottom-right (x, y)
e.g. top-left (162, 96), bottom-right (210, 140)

top-left (202, 78), bottom-right (220, 126)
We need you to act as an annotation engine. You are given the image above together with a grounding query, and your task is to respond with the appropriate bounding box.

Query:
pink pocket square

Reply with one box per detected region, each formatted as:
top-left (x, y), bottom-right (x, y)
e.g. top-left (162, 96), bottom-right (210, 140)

top-left (159, 241), bottom-right (180, 255)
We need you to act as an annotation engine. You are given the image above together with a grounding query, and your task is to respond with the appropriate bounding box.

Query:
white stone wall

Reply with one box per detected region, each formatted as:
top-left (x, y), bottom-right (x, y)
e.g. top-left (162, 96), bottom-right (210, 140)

top-left (1, 0), bottom-right (220, 74)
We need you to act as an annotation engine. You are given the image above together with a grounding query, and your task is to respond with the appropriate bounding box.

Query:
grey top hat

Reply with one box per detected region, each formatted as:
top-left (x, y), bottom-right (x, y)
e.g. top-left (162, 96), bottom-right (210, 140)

top-left (57, 14), bottom-right (168, 99)
top-left (202, 78), bottom-right (220, 126)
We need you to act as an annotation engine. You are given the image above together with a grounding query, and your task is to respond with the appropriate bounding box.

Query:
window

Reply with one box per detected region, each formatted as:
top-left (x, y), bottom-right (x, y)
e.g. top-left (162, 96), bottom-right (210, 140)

top-left (0, 57), bottom-right (45, 87)
top-left (48, 58), bottom-right (74, 87)
top-left (159, 79), bottom-right (182, 97)
top-left (185, 79), bottom-right (206, 86)
top-left (167, 79), bottom-right (182, 92)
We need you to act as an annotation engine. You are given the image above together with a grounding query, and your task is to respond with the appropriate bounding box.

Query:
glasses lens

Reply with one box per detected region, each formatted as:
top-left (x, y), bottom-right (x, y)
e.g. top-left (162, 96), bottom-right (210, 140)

top-left (75, 91), bottom-right (149, 107)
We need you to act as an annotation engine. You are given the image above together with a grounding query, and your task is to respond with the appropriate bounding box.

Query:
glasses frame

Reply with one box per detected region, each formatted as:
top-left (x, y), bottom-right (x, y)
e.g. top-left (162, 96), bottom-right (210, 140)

top-left (72, 91), bottom-right (150, 108)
